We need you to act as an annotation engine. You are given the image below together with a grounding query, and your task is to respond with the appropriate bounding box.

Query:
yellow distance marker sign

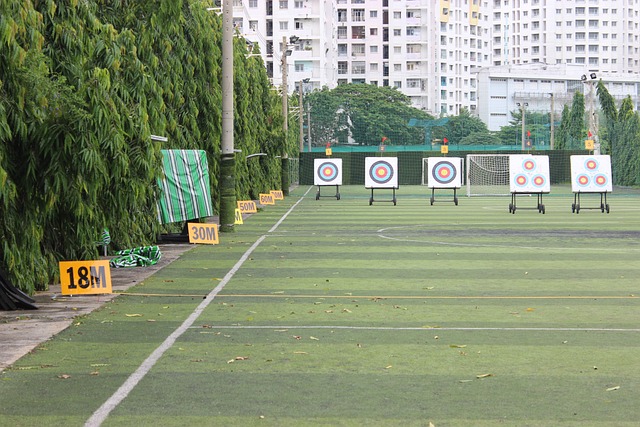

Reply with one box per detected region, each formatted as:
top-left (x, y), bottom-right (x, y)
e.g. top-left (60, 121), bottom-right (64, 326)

top-left (234, 209), bottom-right (244, 225)
top-left (259, 193), bottom-right (275, 205)
top-left (585, 139), bottom-right (595, 150)
top-left (441, 145), bottom-right (449, 154)
top-left (188, 222), bottom-right (219, 245)
top-left (271, 190), bottom-right (284, 200)
top-left (237, 200), bottom-right (257, 214)
top-left (60, 260), bottom-right (112, 295)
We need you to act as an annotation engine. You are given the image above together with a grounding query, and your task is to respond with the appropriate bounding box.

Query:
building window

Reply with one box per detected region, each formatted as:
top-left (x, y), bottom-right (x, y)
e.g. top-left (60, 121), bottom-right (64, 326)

top-left (279, 0), bottom-right (288, 9)
top-left (279, 21), bottom-right (288, 30)
top-left (352, 26), bottom-right (365, 39)
top-left (338, 10), bottom-right (347, 22)
top-left (352, 9), bottom-right (365, 22)
top-left (370, 45), bottom-right (378, 53)
top-left (294, 1), bottom-right (304, 8)
top-left (370, 11), bottom-right (377, 18)
top-left (352, 62), bottom-right (366, 74)
top-left (370, 28), bottom-right (378, 36)
top-left (338, 62), bottom-right (348, 74)
top-left (337, 27), bottom-right (347, 39)
top-left (394, 81), bottom-right (402, 88)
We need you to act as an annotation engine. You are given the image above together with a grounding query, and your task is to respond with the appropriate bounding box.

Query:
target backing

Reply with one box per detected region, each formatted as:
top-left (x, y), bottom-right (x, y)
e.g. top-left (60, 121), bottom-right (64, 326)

top-left (570, 155), bottom-right (612, 192)
top-left (509, 155), bottom-right (550, 193)
top-left (427, 157), bottom-right (462, 188)
top-left (364, 157), bottom-right (398, 188)
top-left (314, 158), bottom-right (343, 186)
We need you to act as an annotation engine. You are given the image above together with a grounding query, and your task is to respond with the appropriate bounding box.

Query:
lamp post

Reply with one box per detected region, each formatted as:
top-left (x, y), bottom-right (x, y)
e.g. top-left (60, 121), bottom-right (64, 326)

top-left (549, 93), bottom-right (555, 150)
top-left (298, 78), bottom-right (310, 152)
top-left (582, 73), bottom-right (599, 154)
top-left (516, 102), bottom-right (528, 150)
top-left (217, 1), bottom-right (235, 232)
top-left (280, 35), bottom-right (298, 196)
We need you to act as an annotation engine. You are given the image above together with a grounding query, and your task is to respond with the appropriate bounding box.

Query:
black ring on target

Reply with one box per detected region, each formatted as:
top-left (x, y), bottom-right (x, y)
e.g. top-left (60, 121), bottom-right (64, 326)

top-left (369, 160), bottom-right (394, 185)
top-left (432, 161), bottom-right (457, 185)
top-left (317, 162), bottom-right (339, 183)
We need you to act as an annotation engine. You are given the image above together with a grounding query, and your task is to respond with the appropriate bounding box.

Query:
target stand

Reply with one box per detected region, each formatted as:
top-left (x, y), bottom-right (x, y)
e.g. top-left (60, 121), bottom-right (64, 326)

top-left (571, 192), bottom-right (610, 214)
top-left (315, 185), bottom-right (340, 200)
top-left (429, 187), bottom-right (459, 205)
top-left (509, 192), bottom-right (546, 214)
top-left (368, 187), bottom-right (397, 205)
top-left (569, 155), bottom-right (612, 214)
top-left (508, 155), bottom-right (550, 215)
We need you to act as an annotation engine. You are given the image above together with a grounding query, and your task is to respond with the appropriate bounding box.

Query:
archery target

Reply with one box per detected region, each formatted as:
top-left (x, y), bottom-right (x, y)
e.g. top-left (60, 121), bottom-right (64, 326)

top-left (570, 155), bottom-right (612, 192)
top-left (509, 155), bottom-right (550, 193)
top-left (427, 157), bottom-right (462, 188)
top-left (314, 158), bottom-right (343, 186)
top-left (365, 157), bottom-right (398, 188)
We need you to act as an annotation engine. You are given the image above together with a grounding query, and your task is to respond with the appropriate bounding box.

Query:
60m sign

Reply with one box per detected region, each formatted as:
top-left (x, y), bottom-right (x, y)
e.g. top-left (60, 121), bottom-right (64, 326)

top-left (60, 260), bottom-right (112, 295)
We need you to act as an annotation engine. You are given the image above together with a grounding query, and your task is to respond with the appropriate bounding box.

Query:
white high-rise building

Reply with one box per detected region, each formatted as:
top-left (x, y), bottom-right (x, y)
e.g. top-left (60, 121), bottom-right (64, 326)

top-left (234, 0), bottom-right (640, 121)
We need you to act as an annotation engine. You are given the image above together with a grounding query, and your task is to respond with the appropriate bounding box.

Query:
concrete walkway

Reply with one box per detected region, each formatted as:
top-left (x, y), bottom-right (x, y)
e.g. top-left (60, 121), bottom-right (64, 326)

top-left (0, 243), bottom-right (194, 371)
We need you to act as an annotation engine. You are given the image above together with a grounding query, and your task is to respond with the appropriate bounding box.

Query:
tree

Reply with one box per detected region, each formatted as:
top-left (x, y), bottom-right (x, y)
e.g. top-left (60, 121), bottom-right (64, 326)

top-left (597, 81), bottom-right (640, 185)
top-left (438, 108), bottom-right (488, 145)
top-left (306, 84), bottom-right (432, 146)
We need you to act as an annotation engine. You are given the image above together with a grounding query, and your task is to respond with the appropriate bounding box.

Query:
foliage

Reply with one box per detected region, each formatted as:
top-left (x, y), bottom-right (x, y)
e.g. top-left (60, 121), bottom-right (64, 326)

top-left (305, 84), bottom-right (432, 146)
top-left (596, 81), bottom-right (640, 185)
top-left (0, 0), bottom-right (286, 292)
top-left (438, 108), bottom-right (489, 145)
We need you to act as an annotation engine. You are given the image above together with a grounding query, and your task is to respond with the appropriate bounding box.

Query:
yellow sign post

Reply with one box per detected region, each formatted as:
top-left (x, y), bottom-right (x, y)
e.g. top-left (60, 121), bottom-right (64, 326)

top-left (259, 193), bottom-right (275, 205)
top-left (59, 260), bottom-right (112, 295)
top-left (237, 200), bottom-right (257, 214)
top-left (187, 223), bottom-right (219, 245)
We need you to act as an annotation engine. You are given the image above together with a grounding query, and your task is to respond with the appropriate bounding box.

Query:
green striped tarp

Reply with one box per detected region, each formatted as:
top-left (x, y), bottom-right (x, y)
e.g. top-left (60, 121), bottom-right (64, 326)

top-left (157, 150), bottom-right (214, 224)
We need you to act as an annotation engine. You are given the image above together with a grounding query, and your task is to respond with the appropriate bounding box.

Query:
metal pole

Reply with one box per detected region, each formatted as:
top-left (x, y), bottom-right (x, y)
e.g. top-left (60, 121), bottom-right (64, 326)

top-left (307, 105), bottom-right (311, 152)
top-left (521, 104), bottom-right (526, 150)
top-left (219, 0), bottom-right (235, 232)
top-left (549, 93), bottom-right (555, 150)
top-left (281, 36), bottom-right (290, 195)
top-left (299, 81), bottom-right (304, 152)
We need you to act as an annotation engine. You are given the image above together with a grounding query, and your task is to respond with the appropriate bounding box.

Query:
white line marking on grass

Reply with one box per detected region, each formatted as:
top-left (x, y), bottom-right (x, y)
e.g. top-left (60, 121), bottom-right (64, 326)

top-left (194, 325), bottom-right (640, 333)
top-left (85, 194), bottom-right (307, 427)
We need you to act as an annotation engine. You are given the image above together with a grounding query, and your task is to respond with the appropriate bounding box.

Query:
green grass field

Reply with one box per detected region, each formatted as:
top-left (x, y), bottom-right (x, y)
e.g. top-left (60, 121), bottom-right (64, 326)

top-left (2, 185), bottom-right (640, 426)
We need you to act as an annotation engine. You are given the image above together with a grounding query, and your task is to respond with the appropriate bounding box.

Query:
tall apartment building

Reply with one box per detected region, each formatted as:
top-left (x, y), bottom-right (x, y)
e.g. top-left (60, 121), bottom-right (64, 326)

top-left (490, 0), bottom-right (640, 74)
top-left (233, 0), bottom-right (640, 122)
top-left (237, 0), bottom-right (489, 116)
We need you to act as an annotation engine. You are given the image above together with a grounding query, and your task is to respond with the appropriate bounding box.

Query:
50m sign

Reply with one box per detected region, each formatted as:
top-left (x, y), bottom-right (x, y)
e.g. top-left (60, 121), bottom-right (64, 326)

top-left (59, 260), bottom-right (112, 295)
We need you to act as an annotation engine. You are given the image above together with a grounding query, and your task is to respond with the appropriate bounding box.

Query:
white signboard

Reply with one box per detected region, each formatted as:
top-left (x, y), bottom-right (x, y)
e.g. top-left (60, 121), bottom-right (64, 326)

top-left (365, 157), bottom-right (398, 188)
top-left (509, 155), bottom-right (550, 193)
top-left (427, 157), bottom-right (462, 189)
top-left (314, 158), bottom-right (343, 186)
top-left (570, 155), bottom-right (612, 193)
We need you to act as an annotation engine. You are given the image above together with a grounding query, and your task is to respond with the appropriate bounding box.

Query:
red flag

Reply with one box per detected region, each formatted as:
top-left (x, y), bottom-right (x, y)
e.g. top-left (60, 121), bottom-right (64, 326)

top-left (381, 136), bottom-right (388, 143)
top-left (588, 130), bottom-right (593, 137)
top-left (326, 142), bottom-right (331, 148)
top-left (443, 137), bottom-right (449, 145)
top-left (526, 130), bottom-right (531, 137)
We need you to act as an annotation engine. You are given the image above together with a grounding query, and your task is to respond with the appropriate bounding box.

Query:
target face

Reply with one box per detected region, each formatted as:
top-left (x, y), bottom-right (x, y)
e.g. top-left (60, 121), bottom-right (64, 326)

top-left (365, 157), bottom-right (398, 188)
top-left (313, 158), bottom-right (342, 186)
top-left (570, 155), bottom-right (612, 192)
top-left (427, 157), bottom-right (462, 188)
top-left (509, 155), bottom-right (550, 193)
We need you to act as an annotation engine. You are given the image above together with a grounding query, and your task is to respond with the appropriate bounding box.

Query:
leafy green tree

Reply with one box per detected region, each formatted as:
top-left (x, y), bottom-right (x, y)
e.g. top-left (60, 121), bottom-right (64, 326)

top-left (438, 108), bottom-right (488, 145)
top-left (596, 81), bottom-right (640, 185)
top-left (306, 84), bottom-right (432, 146)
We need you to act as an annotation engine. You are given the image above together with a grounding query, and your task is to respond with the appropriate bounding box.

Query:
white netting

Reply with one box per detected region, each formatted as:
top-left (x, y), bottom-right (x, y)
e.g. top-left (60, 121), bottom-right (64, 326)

top-left (466, 154), bottom-right (511, 196)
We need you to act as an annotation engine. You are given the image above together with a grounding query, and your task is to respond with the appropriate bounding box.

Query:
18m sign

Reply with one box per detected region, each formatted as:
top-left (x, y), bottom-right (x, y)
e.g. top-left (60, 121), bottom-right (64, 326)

top-left (59, 260), bottom-right (112, 295)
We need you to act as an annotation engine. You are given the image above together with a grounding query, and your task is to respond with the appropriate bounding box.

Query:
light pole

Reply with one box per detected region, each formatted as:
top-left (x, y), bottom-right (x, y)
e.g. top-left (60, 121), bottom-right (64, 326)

top-left (549, 93), bottom-right (555, 150)
top-left (280, 35), bottom-right (298, 196)
top-left (217, 1), bottom-right (235, 232)
top-left (582, 73), bottom-right (599, 154)
top-left (298, 78), bottom-right (310, 152)
top-left (516, 102), bottom-right (528, 150)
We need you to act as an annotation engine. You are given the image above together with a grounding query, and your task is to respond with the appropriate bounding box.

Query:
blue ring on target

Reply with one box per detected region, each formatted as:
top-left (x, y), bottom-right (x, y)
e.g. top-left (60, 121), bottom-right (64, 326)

top-left (432, 161), bottom-right (457, 184)
top-left (522, 158), bottom-right (537, 171)
top-left (369, 160), bottom-right (394, 185)
top-left (532, 174), bottom-right (546, 188)
top-left (514, 174), bottom-right (528, 187)
top-left (317, 161), bottom-right (339, 183)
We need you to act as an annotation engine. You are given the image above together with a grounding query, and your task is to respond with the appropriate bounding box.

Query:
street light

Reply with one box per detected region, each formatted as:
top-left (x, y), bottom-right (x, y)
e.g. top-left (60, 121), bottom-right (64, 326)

top-left (582, 72), bottom-right (599, 154)
top-left (516, 102), bottom-right (528, 150)
top-left (298, 78), bottom-right (310, 152)
top-left (280, 35), bottom-right (300, 196)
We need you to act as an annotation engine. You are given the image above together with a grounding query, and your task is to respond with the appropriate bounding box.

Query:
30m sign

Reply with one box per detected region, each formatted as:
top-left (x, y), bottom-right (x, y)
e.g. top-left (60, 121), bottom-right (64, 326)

top-left (59, 260), bottom-right (112, 295)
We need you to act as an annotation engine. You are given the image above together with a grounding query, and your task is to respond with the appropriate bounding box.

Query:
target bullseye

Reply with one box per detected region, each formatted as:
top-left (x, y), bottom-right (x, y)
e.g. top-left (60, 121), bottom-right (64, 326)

top-left (595, 174), bottom-right (608, 187)
top-left (515, 174), bottom-right (528, 187)
top-left (523, 159), bottom-right (536, 171)
top-left (365, 157), bottom-right (398, 188)
top-left (313, 158), bottom-right (342, 186)
top-left (577, 174), bottom-right (590, 187)
top-left (432, 161), bottom-right (457, 185)
top-left (585, 158), bottom-right (599, 170)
